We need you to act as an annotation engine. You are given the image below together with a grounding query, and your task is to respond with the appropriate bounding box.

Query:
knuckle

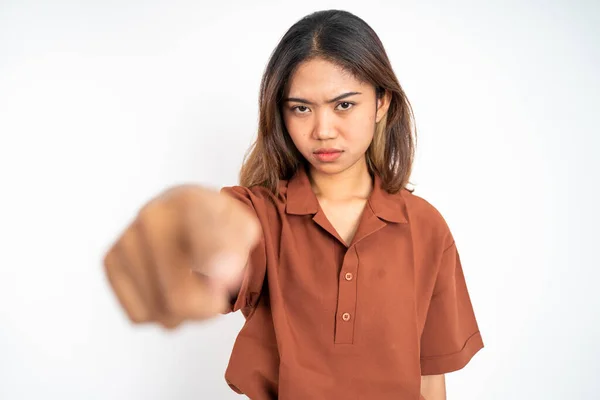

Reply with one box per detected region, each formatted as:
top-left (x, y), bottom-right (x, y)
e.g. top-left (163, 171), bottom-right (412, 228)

top-left (103, 245), bottom-right (120, 276)
top-left (165, 185), bottom-right (201, 212)
top-left (137, 198), bottom-right (165, 223)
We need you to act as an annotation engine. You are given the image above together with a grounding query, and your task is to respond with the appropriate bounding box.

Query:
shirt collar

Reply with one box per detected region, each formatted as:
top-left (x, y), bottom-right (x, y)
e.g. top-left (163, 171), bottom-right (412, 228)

top-left (285, 165), bottom-right (408, 224)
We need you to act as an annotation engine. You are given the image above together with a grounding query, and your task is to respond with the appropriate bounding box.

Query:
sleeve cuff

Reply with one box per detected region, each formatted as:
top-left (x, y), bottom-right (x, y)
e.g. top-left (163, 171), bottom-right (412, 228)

top-left (420, 331), bottom-right (484, 375)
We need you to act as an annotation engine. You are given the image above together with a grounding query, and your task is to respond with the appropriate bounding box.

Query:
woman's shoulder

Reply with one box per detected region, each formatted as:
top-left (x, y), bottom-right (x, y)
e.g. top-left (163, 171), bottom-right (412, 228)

top-left (220, 182), bottom-right (286, 211)
top-left (400, 188), bottom-right (455, 247)
top-left (222, 174), bottom-right (298, 200)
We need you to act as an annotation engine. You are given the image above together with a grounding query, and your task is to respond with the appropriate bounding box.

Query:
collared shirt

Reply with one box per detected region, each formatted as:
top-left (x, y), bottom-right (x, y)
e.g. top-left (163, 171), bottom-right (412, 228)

top-left (220, 166), bottom-right (483, 400)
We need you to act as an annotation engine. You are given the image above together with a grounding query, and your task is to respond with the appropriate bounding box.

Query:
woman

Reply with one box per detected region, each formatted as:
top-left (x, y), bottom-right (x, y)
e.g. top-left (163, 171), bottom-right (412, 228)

top-left (103, 9), bottom-right (484, 400)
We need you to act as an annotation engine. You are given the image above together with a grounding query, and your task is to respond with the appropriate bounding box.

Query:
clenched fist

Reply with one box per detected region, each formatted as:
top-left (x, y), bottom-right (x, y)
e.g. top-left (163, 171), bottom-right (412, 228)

top-left (103, 185), bottom-right (261, 329)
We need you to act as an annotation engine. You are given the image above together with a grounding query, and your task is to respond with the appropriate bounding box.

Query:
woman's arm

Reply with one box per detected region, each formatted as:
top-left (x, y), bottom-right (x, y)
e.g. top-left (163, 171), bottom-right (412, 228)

top-left (420, 374), bottom-right (446, 400)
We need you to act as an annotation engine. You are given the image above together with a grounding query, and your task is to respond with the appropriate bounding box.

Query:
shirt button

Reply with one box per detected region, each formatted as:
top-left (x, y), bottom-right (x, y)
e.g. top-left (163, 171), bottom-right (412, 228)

top-left (342, 312), bottom-right (351, 321)
top-left (344, 272), bottom-right (353, 281)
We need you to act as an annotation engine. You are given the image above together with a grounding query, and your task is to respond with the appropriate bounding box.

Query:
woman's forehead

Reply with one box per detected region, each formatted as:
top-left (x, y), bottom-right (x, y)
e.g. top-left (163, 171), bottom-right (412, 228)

top-left (285, 58), bottom-right (370, 98)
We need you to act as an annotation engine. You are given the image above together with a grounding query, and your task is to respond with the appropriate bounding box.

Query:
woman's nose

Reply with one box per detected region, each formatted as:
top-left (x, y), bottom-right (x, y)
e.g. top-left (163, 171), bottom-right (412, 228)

top-left (312, 111), bottom-right (337, 140)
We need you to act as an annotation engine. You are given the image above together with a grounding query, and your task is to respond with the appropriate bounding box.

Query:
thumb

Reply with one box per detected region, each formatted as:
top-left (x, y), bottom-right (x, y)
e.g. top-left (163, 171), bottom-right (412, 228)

top-left (202, 250), bottom-right (248, 290)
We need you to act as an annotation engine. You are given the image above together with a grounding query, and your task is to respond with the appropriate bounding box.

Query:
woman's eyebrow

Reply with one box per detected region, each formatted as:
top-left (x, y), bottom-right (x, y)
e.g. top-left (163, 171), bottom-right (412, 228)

top-left (283, 91), bottom-right (362, 105)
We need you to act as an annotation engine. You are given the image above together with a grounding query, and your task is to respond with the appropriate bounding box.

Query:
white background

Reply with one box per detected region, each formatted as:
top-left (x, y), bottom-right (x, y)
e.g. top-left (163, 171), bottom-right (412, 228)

top-left (1, 1), bottom-right (598, 399)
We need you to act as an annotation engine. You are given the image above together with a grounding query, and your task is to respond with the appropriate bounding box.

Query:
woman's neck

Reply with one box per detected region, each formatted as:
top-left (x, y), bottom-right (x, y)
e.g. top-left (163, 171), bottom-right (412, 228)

top-left (308, 158), bottom-right (373, 202)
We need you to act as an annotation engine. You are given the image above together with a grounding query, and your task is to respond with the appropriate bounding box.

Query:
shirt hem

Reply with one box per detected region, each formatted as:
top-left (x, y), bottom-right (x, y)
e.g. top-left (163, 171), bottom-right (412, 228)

top-left (420, 331), bottom-right (484, 375)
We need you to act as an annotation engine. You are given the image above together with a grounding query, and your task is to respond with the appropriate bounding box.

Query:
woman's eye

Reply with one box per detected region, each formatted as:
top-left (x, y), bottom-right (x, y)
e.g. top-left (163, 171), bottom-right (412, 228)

top-left (292, 105), bottom-right (309, 113)
top-left (336, 102), bottom-right (354, 111)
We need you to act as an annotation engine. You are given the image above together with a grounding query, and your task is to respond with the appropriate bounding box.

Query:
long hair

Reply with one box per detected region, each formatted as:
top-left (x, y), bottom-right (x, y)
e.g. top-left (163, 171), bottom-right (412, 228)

top-left (239, 9), bottom-right (416, 194)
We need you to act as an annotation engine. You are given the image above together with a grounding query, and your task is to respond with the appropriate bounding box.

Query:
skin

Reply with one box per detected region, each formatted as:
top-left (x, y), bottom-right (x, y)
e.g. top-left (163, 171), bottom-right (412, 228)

top-left (281, 57), bottom-right (446, 400)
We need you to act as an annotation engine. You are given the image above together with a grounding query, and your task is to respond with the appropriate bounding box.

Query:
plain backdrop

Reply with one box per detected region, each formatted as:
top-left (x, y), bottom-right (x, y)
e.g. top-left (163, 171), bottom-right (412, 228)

top-left (0, 1), bottom-right (598, 399)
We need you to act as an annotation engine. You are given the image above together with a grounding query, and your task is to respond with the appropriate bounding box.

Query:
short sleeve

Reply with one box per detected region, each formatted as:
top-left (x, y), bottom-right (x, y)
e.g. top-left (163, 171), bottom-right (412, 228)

top-left (420, 241), bottom-right (484, 375)
top-left (219, 186), bottom-right (267, 317)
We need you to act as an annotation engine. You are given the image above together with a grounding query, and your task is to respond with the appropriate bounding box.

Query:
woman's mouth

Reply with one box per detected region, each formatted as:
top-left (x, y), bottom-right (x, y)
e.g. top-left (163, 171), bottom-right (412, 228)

top-left (313, 148), bottom-right (343, 162)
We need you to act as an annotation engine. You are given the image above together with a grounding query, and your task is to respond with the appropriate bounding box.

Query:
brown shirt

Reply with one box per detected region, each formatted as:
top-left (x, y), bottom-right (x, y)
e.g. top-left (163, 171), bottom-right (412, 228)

top-left (220, 166), bottom-right (483, 400)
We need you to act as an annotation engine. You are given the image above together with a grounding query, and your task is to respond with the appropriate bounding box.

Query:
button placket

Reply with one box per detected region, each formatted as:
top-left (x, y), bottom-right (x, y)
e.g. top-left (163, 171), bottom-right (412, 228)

top-left (335, 246), bottom-right (359, 344)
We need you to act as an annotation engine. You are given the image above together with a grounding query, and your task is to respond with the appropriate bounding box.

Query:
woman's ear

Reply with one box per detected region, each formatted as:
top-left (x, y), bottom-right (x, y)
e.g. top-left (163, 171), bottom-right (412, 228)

top-left (375, 89), bottom-right (391, 123)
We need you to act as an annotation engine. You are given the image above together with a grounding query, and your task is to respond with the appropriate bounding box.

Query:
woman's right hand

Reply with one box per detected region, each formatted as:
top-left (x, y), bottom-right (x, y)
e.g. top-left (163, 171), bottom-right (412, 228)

top-left (103, 185), bottom-right (261, 329)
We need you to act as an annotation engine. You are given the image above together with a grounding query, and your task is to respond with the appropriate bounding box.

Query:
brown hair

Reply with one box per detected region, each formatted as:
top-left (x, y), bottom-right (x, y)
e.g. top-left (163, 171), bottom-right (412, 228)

top-left (239, 9), bottom-right (416, 194)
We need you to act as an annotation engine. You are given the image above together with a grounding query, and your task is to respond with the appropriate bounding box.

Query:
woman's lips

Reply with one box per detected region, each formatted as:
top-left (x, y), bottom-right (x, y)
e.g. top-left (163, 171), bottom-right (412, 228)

top-left (313, 149), bottom-right (343, 162)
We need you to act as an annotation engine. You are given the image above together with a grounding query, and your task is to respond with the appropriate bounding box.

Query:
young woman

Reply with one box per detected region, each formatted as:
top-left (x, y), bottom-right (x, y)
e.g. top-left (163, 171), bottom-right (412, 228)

top-left (103, 9), bottom-right (484, 400)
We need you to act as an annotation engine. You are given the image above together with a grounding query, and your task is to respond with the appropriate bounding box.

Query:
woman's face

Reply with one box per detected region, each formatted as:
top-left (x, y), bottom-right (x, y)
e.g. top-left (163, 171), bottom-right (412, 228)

top-left (281, 57), bottom-right (390, 176)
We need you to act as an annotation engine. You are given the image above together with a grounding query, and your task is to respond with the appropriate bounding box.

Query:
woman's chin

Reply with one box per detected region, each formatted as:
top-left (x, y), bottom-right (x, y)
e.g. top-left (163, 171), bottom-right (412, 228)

top-left (307, 161), bottom-right (361, 177)
top-left (307, 161), bottom-right (340, 175)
